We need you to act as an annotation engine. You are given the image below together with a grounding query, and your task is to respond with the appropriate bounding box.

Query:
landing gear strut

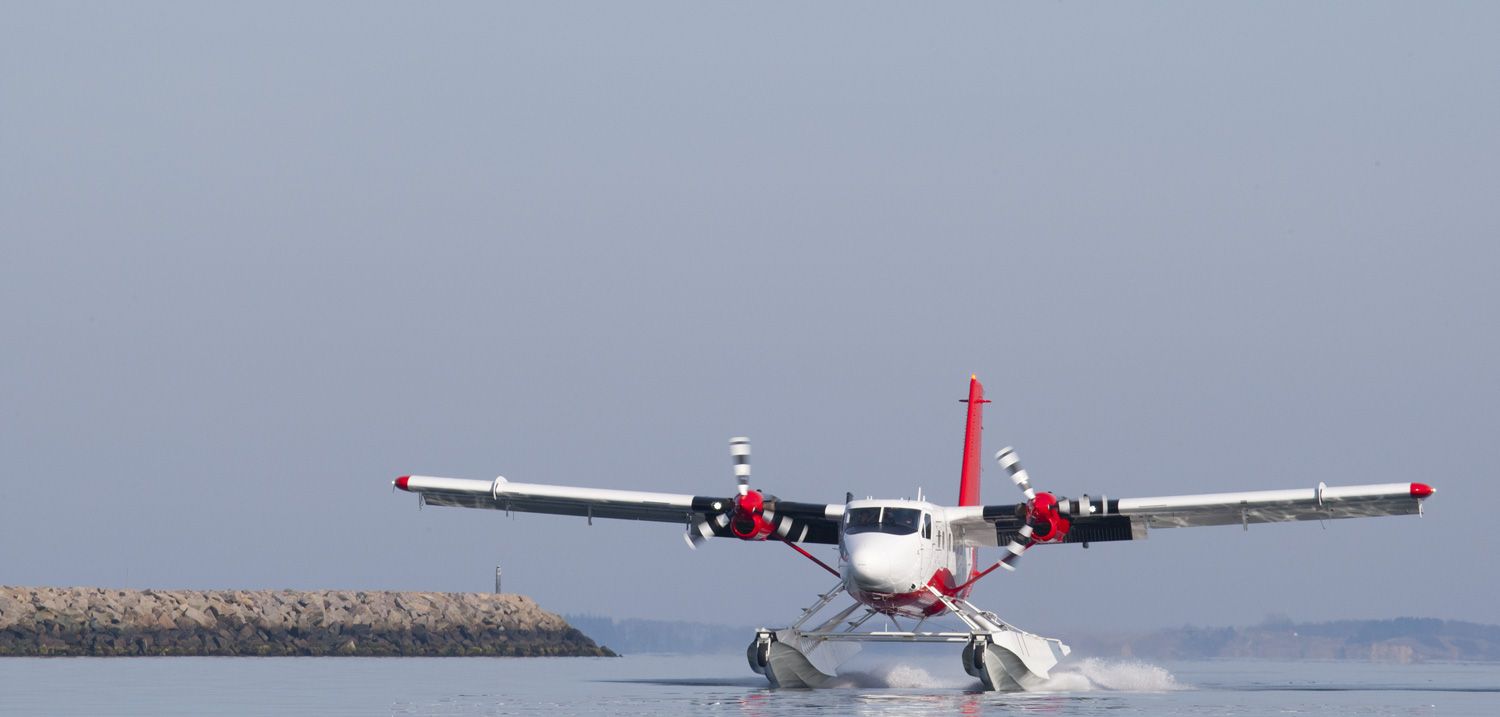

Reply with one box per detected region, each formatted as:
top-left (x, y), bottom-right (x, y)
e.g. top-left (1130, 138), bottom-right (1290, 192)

top-left (746, 582), bottom-right (1070, 691)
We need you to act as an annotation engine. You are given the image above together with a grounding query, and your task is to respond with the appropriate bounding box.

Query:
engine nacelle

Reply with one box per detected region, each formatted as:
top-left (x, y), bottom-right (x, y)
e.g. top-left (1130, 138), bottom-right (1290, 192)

top-left (730, 490), bottom-right (776, 540)
top-left (1026, 492), bottom-right (1071, 543)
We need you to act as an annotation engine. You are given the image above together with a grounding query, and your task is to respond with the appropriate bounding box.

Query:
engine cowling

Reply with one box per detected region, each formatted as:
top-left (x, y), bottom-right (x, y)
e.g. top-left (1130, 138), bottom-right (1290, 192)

top-left (1026, 492), bottom-right (1071, 543)
top-left (730, 490), bottom-right (775, 540)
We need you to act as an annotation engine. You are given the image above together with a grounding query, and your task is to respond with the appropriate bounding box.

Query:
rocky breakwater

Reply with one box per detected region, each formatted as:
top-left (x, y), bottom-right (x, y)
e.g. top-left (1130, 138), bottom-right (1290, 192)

top-left (0, 587), bottom-right (614, 657)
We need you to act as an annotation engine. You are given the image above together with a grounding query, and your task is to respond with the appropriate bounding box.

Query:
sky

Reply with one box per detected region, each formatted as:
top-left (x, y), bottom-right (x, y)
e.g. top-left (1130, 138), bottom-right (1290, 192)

top-left (2, 2), bottom-right (1496, 633)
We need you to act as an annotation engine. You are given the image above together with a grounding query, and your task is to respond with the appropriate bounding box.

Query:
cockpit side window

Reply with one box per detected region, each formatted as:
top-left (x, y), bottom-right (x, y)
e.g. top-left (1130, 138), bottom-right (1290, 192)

top-left (921, 512), bottom-right (932, 539)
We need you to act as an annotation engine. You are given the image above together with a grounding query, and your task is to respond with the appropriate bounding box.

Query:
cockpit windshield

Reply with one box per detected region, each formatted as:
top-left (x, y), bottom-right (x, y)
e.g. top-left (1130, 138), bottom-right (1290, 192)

top-left (845, 507), bottom-right (922, 536)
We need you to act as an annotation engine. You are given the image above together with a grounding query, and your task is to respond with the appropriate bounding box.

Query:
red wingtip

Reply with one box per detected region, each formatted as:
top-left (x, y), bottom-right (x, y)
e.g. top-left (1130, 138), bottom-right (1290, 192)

top-left (1410, 482), bottom-right (1434, 498)
top-left (395, 475), bottom-right (410, 491)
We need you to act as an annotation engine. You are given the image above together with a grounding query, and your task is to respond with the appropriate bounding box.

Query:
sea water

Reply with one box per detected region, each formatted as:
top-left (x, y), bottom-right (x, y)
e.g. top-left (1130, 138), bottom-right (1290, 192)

top-left (0, 653), bottom-right (1495, 716)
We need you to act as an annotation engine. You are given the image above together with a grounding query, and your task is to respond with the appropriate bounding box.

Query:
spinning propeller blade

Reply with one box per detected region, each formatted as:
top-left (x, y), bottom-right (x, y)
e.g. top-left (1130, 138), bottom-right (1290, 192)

top-left (685, 512), bottom-right (728, 549)
top-left (996, 447), bottom-right (1036, 502)
top-left (685, 437), bottom-right (755, 548)
top-left (731, 436), bottom-right (751, 495)
top-left (992, 447), bottom-right (1071, 570)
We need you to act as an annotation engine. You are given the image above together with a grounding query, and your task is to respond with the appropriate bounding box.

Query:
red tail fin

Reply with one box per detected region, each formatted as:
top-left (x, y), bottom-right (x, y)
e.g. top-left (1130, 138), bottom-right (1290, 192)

top-left (958, 375), bottom-right (989, 506)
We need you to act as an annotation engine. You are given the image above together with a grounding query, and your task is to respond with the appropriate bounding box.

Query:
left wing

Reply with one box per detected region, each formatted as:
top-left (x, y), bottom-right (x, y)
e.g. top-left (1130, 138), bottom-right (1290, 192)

top-left (951, 481), bottom-right (1435, 548)
top-left (394, 475), bottom-right (844, 544)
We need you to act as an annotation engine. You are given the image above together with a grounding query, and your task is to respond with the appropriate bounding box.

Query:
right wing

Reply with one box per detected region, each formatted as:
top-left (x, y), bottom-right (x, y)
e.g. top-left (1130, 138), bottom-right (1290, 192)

top-left (394, 475), bottom-right (844, 544)
top-left (951, 481), bottom-right (1434, 548)
top-left (1112, 481), bottom-right (1432, 529)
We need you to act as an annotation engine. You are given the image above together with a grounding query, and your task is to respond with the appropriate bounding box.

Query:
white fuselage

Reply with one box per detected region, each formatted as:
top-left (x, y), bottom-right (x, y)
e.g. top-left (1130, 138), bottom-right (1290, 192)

top-left (838, 499), bottom-right (976, 617)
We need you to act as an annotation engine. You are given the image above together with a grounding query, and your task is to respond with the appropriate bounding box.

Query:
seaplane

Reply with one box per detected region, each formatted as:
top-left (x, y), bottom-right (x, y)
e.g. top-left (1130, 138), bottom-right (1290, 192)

top-left (392, 376), bottom-right (1435, 691)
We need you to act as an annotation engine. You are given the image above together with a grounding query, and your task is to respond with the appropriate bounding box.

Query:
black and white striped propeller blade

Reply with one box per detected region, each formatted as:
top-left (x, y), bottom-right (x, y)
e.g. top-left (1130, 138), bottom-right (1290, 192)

top-left (731, 436), bottom-right (751, 495)
top-left (684, 512), bottom-right (729, 549)
top-left (992, 447), bottom-right (1039, 570)
top-left (684, 437), bottom-right (753, 549)
top-left (995, 446), bottom-right (1036, 502)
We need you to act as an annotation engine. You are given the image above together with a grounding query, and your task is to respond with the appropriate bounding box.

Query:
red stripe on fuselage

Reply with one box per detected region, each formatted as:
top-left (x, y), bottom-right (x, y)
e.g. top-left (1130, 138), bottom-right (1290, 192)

top-left (848, 567), bottom-right (964, 618)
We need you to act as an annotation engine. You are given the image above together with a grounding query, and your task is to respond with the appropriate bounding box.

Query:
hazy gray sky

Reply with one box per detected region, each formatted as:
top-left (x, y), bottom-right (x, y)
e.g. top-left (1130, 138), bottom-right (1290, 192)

top-left (3, 2), bottom-right (1496, 632)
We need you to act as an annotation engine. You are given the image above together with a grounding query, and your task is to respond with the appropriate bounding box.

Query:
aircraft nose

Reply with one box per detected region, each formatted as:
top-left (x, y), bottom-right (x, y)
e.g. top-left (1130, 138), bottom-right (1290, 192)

top-left (848, 549), bottom-right (904, 593)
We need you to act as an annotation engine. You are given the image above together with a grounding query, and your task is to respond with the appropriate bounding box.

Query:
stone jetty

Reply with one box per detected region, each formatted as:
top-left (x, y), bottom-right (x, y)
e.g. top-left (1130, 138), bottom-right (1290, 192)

top-left (0, 587), bottom-right (614, 657)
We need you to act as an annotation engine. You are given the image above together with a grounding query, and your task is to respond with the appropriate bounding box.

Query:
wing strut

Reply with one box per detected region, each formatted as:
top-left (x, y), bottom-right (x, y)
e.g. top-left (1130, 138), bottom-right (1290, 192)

top-left (953, 524), bottom-right (1037, 593)
top-left (782, 538), bottom-right (840, 578)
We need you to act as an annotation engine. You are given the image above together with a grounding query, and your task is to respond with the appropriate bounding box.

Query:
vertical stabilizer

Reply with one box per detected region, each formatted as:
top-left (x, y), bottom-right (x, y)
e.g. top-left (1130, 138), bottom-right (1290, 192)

top-left (959, 375), bottom-right (990, 506)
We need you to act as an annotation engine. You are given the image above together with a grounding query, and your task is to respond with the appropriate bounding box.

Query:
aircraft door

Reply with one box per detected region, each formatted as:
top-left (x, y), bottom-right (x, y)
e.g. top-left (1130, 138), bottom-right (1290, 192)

top-left (919, 512), bottom-right (933, 573)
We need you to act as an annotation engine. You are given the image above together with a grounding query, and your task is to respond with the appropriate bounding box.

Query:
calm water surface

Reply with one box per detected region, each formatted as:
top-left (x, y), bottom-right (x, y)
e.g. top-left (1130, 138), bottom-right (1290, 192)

top-left (1, 653), bottom-right (1496, 716)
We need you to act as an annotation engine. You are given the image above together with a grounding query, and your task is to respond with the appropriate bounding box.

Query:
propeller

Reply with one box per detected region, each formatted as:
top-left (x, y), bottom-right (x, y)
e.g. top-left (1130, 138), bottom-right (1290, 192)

top-left (684, 437), bottom-right (794, 549)
top-left (686, 437), bottom-right (765, 548)
top-left (992, 447), bottom-right (1071, 571)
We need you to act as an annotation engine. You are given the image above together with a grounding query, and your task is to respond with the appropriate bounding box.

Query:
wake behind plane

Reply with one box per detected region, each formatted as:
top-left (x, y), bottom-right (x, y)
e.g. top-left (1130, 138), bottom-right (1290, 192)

top-left (393, 375), bottom-right (1434, 691)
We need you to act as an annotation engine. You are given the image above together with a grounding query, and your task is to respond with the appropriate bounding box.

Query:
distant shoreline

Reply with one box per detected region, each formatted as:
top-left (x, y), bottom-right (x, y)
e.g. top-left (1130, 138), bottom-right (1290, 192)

top-left (0, 586), bottom-right (613, 657)
top-left (568, 614), bottom-right (1500, 663)
top-left (1067, 617), bottom-right (1500, 664)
